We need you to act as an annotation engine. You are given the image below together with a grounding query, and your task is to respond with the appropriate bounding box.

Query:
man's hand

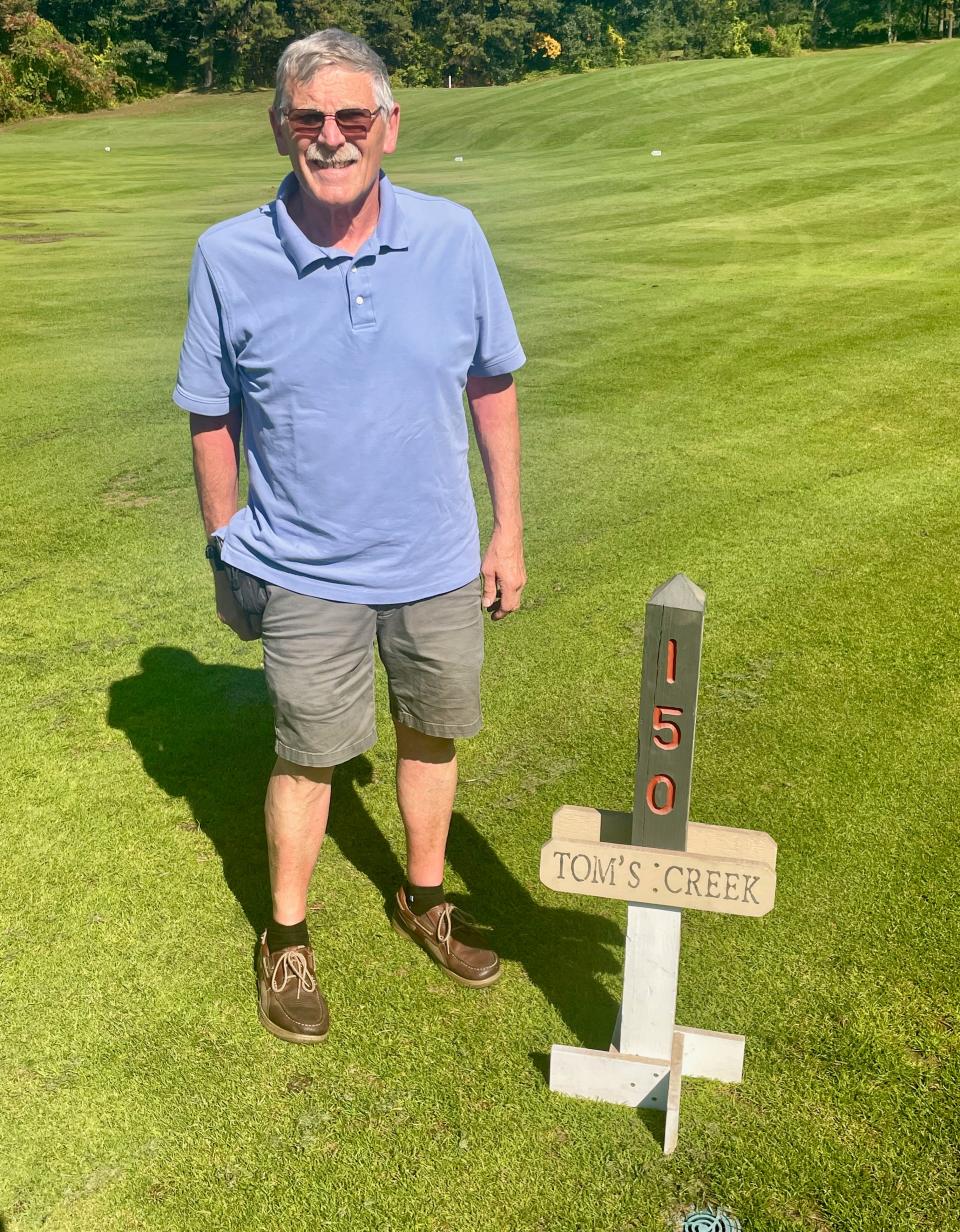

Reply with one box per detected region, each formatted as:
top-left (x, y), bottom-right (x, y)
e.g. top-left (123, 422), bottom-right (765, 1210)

top-left (212, 568), bottom-right (259, 641)
top-left (481, 526), bottom-right (526, 620)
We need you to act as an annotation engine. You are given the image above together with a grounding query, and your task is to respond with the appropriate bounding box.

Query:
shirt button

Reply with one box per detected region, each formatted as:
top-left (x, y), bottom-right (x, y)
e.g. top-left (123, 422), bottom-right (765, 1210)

top-left (355, 295), bottom-right (364, 305)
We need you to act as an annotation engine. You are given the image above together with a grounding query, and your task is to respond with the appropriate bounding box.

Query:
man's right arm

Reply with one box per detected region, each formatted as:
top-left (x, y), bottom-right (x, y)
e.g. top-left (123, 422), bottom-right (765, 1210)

top-left (190, 407), bottom-right (257, 640)
top-left (191, 407), bottom-right (240, 533)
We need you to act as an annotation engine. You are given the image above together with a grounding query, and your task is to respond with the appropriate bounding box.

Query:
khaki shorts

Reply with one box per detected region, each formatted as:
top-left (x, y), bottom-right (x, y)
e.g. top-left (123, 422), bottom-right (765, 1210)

top-left (260, 577), bottom-right (484, 767)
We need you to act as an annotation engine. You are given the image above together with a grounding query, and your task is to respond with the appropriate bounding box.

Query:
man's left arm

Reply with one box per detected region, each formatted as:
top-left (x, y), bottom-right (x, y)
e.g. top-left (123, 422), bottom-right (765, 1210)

top-left (466, 373), bottom-right (525, 621)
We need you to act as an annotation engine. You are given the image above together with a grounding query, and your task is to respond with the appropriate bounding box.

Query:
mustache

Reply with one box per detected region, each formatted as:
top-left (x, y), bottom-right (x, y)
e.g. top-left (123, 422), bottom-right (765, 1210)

top-left (305, 141), bottom-right (361, 167)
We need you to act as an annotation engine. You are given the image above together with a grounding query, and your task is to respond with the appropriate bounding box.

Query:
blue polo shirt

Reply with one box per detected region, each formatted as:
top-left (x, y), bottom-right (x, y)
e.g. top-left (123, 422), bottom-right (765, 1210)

top-left (174, 172), bottom-right (525, 604)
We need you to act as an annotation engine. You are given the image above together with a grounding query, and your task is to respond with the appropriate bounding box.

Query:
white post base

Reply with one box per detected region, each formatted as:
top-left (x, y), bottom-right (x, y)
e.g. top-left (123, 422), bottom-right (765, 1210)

top-left (674, 1025), bottom-right (744, 1083)
top-left (550, 1024), bottom-right (745, 1154)
top-left (550, 1044), bottom-right (671, 1110)
top-left (611, 1009), bottom-right (745, 1083)
top-left (549, 1039), bottom-right (683, 1155)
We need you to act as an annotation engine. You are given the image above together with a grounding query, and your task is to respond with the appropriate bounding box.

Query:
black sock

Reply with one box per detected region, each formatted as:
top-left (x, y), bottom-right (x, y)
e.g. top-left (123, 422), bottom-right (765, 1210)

top-left (404, 882), bottom-right (446, 915)
top-left (267, 918), bottom-right (309, 952)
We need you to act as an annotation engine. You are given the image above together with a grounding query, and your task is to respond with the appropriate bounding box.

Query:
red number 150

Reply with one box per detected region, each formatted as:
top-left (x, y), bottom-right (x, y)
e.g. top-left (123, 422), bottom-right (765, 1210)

top-left (645, 639), bottom-right (683, 817)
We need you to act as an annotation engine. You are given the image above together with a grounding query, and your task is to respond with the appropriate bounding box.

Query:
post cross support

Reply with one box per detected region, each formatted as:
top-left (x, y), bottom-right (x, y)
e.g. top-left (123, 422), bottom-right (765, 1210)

top-left (539, 575), bottom-right (777, 1154)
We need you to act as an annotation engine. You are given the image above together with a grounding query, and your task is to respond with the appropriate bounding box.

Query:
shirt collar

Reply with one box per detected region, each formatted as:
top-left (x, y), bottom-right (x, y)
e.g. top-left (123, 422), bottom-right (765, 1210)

top-left (274, 170), bottom-right (409, 275)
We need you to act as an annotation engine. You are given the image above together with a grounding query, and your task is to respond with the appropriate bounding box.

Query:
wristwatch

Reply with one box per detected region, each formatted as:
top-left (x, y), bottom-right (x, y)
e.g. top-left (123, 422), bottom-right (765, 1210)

top-left (204, 537), bottom-right (226, 572)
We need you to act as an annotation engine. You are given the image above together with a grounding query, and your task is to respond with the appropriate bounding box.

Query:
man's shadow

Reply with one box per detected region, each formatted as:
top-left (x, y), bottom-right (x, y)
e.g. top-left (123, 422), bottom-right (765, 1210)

top-left (108, 646), bottom-right (623, 1049)
top-left (107, 647), bottom-right (276, 933)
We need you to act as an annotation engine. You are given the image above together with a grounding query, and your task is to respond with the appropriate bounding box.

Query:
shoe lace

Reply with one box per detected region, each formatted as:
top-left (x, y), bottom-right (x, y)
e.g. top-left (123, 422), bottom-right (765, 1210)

top-left (270, 948), bottom-right (317, 998)
top-left (435, 904), bottom-right (477, 950)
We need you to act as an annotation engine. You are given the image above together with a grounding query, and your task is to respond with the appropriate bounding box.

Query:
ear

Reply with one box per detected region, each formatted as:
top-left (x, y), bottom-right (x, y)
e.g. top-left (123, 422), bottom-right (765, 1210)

top-left (269, 106), bottom-right (289, 156)
top-left (382, 104), bottom-right (400, 156)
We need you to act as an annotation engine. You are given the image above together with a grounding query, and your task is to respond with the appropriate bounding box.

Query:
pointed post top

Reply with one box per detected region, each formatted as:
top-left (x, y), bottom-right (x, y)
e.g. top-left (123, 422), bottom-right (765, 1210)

top-left (647, 573), bottom-right (706, 612)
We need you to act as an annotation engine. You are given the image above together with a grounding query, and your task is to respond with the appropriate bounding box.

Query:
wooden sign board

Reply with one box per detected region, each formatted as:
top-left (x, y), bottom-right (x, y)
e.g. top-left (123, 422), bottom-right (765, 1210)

top-left (540, 837), bottom-right (775, 917)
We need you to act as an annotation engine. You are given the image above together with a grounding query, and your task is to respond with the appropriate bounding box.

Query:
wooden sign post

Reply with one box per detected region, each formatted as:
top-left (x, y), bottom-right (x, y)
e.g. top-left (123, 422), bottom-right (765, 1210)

top-left (539, 574), bottom-right (777, 1154)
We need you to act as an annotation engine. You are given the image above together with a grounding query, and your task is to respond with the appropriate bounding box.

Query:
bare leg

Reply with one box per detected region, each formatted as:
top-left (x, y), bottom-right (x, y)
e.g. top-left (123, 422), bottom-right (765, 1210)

top-left (391, 721), bottom-right (499, 986)
top-left (264, 757), bottom-right (333, 925)
top-left (394, 721), bottom-right (457, 886)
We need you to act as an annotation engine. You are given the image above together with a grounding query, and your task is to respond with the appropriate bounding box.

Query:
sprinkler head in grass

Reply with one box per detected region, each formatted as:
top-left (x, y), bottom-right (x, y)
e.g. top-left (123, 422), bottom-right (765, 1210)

top-left (682, 1208), bottom-right (742, 1232)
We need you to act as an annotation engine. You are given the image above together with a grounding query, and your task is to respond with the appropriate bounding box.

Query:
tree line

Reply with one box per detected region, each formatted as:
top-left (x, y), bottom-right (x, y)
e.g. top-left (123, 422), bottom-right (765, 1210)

top-left (1, 0), bottom-right (955, 121)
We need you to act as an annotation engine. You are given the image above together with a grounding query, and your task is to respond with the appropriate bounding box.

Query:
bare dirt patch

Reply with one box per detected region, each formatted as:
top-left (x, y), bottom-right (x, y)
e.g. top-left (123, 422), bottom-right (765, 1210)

top-left (102, 472), bottom-right (160, 509)
top-left (0, 206), bottom-right (77, 224)
top-left (0, 231), bottom-right (99, 243)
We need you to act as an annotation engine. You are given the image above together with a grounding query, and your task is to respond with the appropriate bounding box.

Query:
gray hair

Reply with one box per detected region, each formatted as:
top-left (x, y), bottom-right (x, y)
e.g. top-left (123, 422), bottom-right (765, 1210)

top-left (274, 28), bottom-right (395, 115)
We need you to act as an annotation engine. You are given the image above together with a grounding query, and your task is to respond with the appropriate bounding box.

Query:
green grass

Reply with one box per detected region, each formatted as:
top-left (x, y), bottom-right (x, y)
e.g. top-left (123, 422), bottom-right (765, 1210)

top-left (2, 40), bottom-right (959, 1231)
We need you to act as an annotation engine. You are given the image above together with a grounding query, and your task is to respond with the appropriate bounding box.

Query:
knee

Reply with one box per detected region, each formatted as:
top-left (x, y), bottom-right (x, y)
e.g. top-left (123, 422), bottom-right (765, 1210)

top-left (271, 757), bottom-right (335, 786)
top-left (393, 721), bottom-right (455, 763)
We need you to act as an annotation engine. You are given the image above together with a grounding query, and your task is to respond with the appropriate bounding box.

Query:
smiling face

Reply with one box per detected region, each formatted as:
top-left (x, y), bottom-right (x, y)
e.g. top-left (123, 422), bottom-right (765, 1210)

top-left (270, 66), bottom-right (400, 224)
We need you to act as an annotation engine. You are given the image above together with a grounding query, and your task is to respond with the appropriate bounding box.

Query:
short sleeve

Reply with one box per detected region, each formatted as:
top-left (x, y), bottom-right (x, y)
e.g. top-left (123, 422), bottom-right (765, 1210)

top-left (468, 218), bottom-right (526, 379)
top-left (172, 243), bottom-right (240, 415)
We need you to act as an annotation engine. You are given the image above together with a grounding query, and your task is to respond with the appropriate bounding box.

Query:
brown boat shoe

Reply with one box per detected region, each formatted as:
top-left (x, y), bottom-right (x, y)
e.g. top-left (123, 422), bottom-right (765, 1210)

top-left (391, 889), bottom-right (501, 987)
top-left (257, 933), bottom-right (329, 1044)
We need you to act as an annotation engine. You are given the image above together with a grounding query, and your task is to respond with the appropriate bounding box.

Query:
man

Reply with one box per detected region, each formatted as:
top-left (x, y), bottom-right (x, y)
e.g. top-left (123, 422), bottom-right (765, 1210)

top-left (173, 28), bottom-right (525, 1044)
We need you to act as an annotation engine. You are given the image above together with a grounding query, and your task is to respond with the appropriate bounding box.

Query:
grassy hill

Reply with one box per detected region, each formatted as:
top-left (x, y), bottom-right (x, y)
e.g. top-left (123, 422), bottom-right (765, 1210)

top-left (1, 40), bottom-right (958, 1231)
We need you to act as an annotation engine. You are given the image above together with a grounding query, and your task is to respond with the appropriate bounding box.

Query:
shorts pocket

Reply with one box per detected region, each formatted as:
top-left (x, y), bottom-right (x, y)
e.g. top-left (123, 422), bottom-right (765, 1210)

top-left (224, 564), bottom-right (268, 636)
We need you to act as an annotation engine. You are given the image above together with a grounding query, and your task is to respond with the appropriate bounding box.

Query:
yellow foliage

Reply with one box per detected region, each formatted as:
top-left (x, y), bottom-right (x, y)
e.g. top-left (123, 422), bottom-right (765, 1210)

top-left (531, 32), bottom-right (562, 60)
top-left (607, 25), bottom-right (627, 61)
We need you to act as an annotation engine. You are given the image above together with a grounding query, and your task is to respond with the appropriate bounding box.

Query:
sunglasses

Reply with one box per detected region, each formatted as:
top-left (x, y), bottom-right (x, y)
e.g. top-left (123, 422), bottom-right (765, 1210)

top-left (282, 107), bottom-right (382, 139)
